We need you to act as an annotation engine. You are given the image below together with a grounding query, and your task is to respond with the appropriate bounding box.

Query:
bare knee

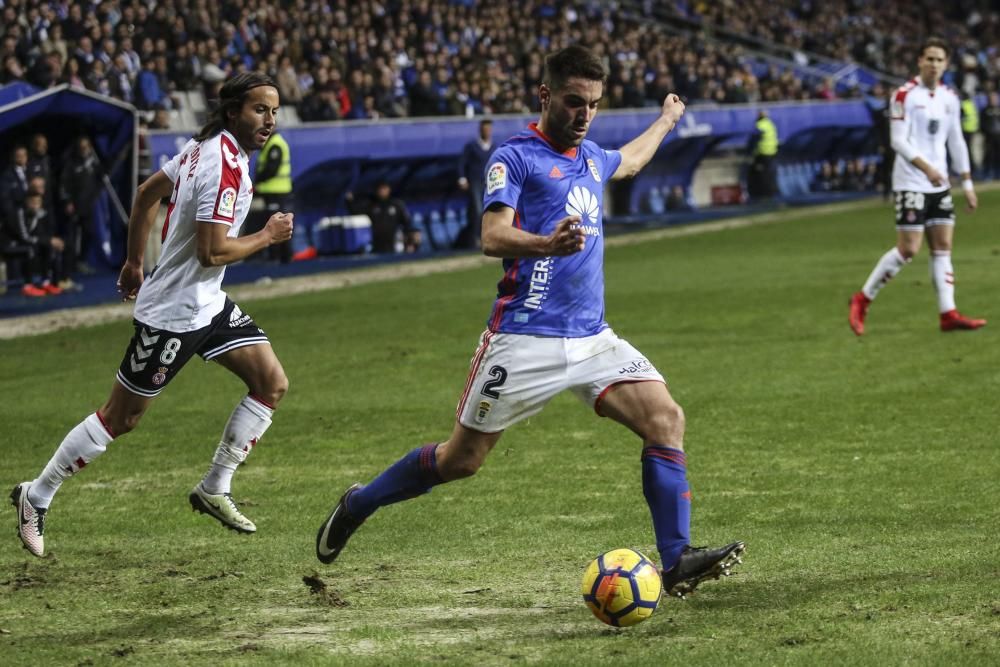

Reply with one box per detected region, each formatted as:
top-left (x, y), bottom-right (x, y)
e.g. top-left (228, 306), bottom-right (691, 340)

top-left (438, 454), bottom-right (482, 481)
top-left (255, 369), bottom-right (289, 407)
top-left (646, 401), bottom-right (685, 447)
top-left (100, 406), bottom-right (144, 436)
top-left (896, 243), bottom-right (919, 260)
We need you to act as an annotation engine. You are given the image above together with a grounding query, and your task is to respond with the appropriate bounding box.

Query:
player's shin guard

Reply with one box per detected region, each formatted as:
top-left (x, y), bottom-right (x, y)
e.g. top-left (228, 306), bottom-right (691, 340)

top-left (641, 445), bottom-right (691, 572)
top-left (347, 443), bottom-right (443, 520)
top-left (861, 247), bottom-right (909, 300)
top-left (201, 395), bottom-right (274, 495)
top-left (29, 413), bottom-right (115, 508)
top-left (931, 250), bottom-right (956, 313)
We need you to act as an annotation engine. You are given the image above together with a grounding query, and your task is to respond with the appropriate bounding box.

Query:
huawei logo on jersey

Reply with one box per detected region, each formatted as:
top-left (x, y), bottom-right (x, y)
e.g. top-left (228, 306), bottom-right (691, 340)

top-left (566, 186), bottom-right (599, 224)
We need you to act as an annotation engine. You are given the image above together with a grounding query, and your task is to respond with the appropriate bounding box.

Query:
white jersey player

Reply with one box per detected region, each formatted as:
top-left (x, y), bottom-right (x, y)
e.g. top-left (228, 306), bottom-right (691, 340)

top-left (849, 37), bottom-right (985, 335)
top-left (12, 73), bottom-right (294, 558)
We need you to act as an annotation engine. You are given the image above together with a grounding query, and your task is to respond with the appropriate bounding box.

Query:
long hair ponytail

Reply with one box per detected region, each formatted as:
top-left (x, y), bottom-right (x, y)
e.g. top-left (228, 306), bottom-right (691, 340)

top-left (193, 72), bottom-right (277, 142)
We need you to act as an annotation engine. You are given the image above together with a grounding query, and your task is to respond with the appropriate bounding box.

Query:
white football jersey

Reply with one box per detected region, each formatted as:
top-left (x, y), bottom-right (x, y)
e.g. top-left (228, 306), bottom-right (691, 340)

top-left (133, 130), bottom-right (255, 332)
top-left (889, 77), bottom-right (970, 193)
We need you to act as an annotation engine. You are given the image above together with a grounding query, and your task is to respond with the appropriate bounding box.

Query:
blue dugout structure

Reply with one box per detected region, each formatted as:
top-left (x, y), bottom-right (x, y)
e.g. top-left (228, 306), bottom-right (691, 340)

top-left (0, 83), bottom-right (137, 267)
top-left (148, 99), bottom-right (877, 252)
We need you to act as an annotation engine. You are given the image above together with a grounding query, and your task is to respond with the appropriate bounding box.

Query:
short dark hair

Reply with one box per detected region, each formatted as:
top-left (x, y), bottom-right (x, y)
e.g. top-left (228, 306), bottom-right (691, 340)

top-left (920, 37), bottom-right (950, 58)
top-left (194, 72), bottom-right (277, 142)
top-left (543, 45), bottom-right (607, 92)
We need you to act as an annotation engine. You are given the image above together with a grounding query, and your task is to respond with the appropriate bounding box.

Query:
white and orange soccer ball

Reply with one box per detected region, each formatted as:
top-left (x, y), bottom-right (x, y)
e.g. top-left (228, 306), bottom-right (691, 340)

top-left (581, 548), bottom-right (662, 627)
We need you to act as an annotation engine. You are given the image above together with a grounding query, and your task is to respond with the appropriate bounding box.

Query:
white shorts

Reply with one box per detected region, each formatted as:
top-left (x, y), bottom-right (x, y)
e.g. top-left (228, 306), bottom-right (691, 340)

top-left (455, 328), bottom-right (665, 433)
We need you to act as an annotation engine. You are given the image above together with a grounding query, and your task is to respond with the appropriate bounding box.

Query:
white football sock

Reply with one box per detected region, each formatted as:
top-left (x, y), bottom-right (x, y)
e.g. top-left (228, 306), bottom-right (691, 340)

top-left (862, 247), bottom-right (909, 300)
top-left (28, 413), bottom-right (115, 508)
top-left (931, 250), bottom-right (956, 313)
top-left (200, 395), bottom-right (273, 494)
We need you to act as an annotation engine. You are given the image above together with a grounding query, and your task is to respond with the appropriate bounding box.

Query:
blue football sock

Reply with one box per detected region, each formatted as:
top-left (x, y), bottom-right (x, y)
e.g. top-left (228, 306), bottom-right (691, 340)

top-left (641, 445), bottom-right (691, 571)
top-left (347, 443), bottom-right (443, 520)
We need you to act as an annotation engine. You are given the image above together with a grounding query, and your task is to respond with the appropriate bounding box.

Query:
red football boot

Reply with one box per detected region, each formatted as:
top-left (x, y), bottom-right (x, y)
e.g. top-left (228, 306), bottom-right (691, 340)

top-left (291, 246), bottom-right (318, 261)
top-left (940, 309), bottom-right (986, 332)
top-left (848, 291), bottom-right (871, 336)
top-left (41, 282), bottom-right (63, 295)
top-left (21, 284), bottom-right (47, 297)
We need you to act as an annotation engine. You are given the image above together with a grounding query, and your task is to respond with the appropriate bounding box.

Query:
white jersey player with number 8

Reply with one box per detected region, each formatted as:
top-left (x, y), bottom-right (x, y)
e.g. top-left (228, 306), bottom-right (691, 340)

top-left (11, 73), bottom-right (295, 558)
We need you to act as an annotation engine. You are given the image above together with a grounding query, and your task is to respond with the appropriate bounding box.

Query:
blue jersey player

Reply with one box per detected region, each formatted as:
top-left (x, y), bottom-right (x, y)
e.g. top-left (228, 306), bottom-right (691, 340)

top-left (317, 45), bottom-right (744, 598)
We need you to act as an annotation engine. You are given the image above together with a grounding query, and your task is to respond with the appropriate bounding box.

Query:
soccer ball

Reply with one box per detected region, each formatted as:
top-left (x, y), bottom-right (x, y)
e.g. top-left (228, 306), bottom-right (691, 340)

top-left (581, 548), bottom-right (662, 627)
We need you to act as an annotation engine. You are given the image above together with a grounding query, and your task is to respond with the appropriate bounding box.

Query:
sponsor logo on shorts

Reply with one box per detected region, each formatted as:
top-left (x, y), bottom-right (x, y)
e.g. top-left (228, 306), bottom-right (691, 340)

top-left (217, 187), bottom-right (237, 218)
top-left (475, 400), bottom-right (492, 424)
top-left (152, 366), bottom-right (169, 386)
top-left (229, 305), bottom-right (252, 328)
top-left (486, 162), bottom-right (507, 195)
top-left (618, 358), bottom-right (654, 375)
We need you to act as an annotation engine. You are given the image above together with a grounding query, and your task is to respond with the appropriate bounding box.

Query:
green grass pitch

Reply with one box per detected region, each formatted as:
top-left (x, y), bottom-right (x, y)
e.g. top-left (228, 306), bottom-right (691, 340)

top-left (2, 193), bottom-right (999, 665)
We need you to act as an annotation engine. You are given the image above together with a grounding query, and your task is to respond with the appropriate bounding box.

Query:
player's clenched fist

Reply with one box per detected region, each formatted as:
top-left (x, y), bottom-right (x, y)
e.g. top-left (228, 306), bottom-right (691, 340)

top-left (546, 215), bottom-right (587, 255)
top-left (265, 212), bottom-right (294, 243)
top-left (662, 94), bottom-right (685, 125)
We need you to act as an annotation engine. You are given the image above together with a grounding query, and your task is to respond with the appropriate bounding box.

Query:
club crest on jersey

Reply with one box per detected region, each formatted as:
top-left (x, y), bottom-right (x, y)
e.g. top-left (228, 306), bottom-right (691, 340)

top-left (486, 162), bottom-right (507, 195)
top-left (566, 185), bottom-right (599, 224)
top-left (927, 119), bottom-right (940, 135)
top-left (587, 158), bottom-right (602, 182)
top-left (217, 187), bottom-right (237, 218)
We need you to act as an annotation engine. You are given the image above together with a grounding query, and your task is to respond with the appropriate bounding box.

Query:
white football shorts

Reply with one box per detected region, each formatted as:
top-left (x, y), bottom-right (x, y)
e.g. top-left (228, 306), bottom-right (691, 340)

top-left (455, 328), bottom-right (665, 433)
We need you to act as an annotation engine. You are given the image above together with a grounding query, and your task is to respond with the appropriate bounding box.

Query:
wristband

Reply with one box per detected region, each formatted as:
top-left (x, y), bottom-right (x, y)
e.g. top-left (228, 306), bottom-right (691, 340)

top-left (962, 178), bottom-right (974, 192)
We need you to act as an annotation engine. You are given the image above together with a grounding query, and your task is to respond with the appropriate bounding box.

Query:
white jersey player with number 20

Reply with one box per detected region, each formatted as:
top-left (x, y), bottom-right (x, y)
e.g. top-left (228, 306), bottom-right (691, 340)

top-left (12, 73), bottom-right (294, 558)
top-left (849, 37), bottom-right (985, 336)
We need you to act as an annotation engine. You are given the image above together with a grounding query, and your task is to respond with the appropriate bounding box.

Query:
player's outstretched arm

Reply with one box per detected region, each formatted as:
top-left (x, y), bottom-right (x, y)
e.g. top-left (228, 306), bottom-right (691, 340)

top-left (196, 212), bottom-right (294, 267)
top-left (118, 170), bottom-right (174, 301)
top-left (612, 94), bottom-right (686, 181)
top-left (481, 205), bottom-right (585, 258)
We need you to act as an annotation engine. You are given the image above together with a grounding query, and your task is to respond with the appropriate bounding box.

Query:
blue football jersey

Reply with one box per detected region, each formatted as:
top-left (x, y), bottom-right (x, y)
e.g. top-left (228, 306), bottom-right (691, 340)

top-left (482, 123), bottom-right (622, 337)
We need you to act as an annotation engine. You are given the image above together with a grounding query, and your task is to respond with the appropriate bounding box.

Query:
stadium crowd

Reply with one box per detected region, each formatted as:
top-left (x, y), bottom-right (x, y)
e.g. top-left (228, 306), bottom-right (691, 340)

top-left (0, 0), bottom-right (890, 124)
top-left (668, 0), bottom-right (1000, 97)
top-left (4, 1), bottom-right (1000, 296)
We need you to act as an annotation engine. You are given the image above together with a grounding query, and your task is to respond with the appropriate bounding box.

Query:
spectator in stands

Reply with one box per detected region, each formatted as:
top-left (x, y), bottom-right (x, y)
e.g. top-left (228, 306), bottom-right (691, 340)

top-left (981, 92), bottom-right (1000, 179)
top-left (275, 55), bottom-right (303, 107)
top-left (347, 181), bottom-right (421, 254)
top-left (61, 55), bottom-right (84, 88)
top-left (0, 145), bottom-right (31, 227)
top-left (0, 189), bottom-right (64, 297)
top-left (136, 57), bottom-right (167, 110)
top-left (811, 161), bottom-right (841, 192)
top-left (666, 185), bottom-right (694, 211)
top-left (409, 70), bottom-right (442, 117)
top-left (59, 136), bottom-right (103, 275)
top-left (455, 119), bottom-right (496, 249)
top-left (2, 54), bottom-right (26, 84)
top-left (748, 110), bottom-right (779, 200)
